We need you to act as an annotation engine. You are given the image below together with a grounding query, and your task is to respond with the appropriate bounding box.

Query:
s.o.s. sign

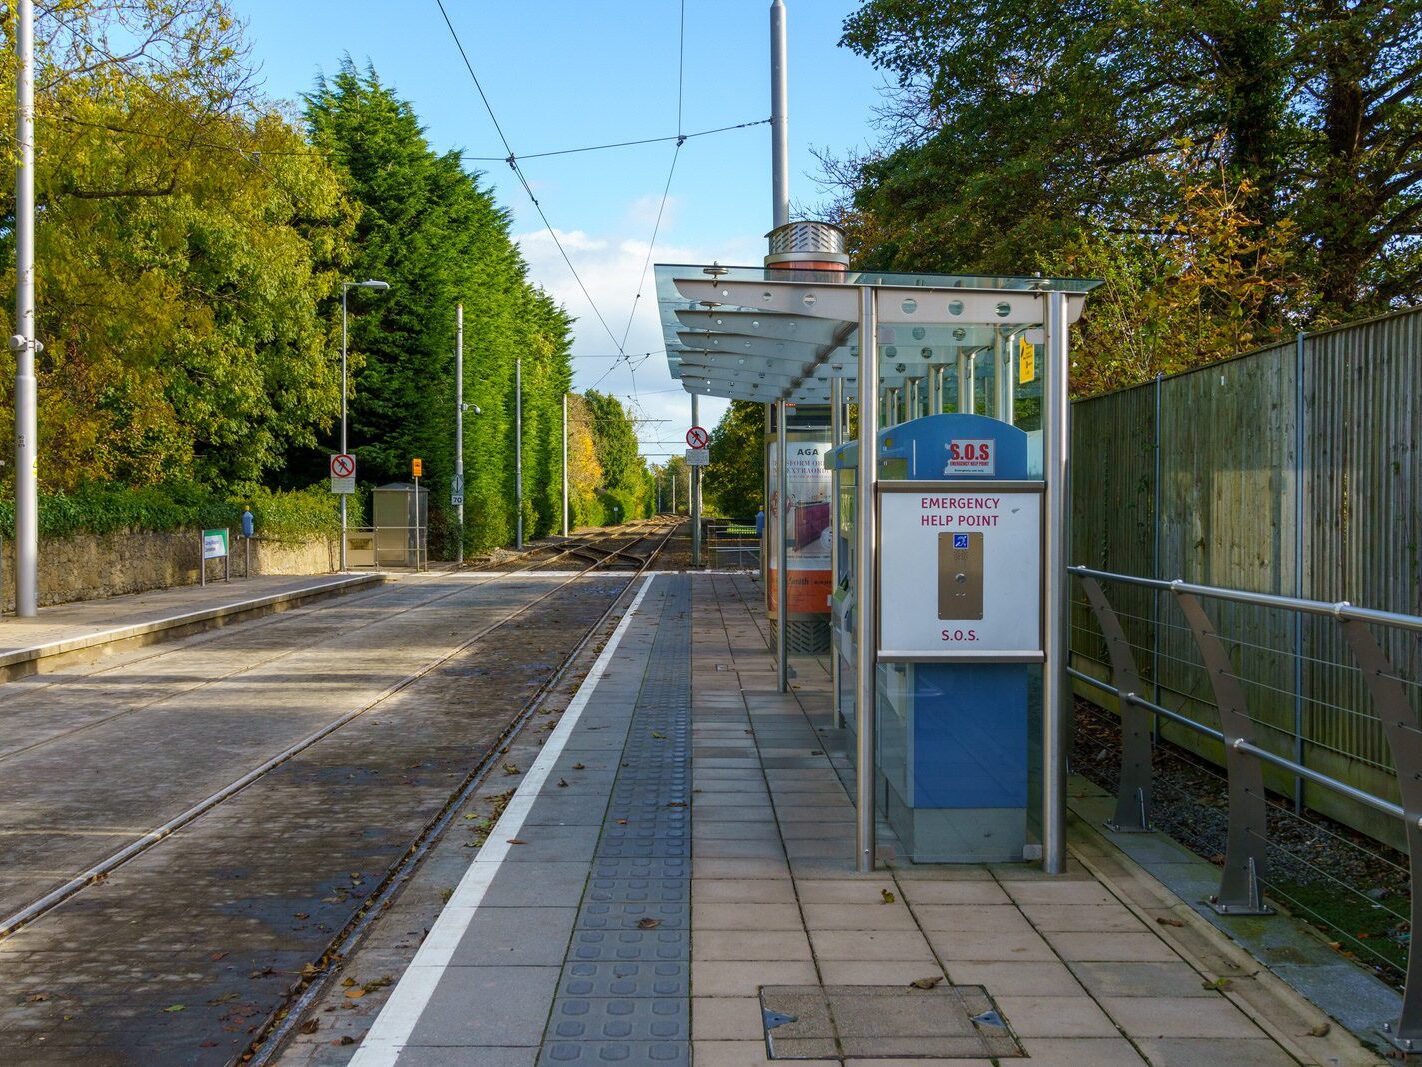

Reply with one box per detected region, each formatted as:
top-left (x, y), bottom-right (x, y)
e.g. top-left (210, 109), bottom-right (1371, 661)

top-left (945, 438), bottom-right (995, 476)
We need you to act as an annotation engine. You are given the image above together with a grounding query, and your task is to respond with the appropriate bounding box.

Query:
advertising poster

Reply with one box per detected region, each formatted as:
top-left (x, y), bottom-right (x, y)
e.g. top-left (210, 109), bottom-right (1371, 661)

top-left (765, 434), bottom-right (833, 618)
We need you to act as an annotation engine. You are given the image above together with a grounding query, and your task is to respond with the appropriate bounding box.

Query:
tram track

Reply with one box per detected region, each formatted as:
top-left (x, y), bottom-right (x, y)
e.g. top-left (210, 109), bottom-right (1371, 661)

top-left (0, 520), bottom-right (672, 768)
top-left (0, 520), bottom-right (680, 1065)
top-left (247, 524), bottom-right (676, 1065)
top-left (0, 520), bottom-right (678, 943)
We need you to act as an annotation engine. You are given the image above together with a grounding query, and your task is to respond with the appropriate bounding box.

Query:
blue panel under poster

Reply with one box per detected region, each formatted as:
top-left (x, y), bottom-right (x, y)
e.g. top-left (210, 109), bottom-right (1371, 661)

top-left (911, 663), bottom-right (1028, 809)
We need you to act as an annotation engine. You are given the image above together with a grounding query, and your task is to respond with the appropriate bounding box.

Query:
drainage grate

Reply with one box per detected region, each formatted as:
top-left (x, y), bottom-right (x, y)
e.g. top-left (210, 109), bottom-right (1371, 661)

top-left (759, 984), bottom-right (1023, 1060)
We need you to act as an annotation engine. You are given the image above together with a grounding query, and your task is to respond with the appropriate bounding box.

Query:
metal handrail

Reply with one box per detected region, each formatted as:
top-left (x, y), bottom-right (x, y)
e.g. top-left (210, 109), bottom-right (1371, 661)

top-left (1069, 565), bottom-right (1422, 634)
top-left (1067, 667), bottom-right (1409, 825)
top-left (1070, 565), bottom-right (1422, 1049)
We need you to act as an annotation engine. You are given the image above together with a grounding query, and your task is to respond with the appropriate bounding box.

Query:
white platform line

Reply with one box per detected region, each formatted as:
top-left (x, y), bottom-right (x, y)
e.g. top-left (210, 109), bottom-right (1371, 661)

top-left (349, 573), bottom-right (658, 1067)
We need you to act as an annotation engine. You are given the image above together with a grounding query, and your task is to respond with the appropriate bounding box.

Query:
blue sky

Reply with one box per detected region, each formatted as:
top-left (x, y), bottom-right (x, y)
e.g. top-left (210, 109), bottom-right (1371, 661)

top-left (232, 0), bottom-right (889, 458)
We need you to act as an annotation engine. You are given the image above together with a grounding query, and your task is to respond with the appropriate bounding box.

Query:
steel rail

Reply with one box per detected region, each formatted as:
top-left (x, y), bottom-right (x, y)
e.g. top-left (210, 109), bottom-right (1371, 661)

top-left (0, 524), bottom-right (677, 944)
top-left (247, 525), bottom-right (677, 1065)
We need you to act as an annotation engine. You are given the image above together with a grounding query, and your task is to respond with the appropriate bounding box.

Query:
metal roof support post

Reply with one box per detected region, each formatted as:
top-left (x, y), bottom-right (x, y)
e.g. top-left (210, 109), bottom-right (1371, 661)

top-left (692, 392), bottom-right (702, 566)
top-left (762, 403), bottom-right (771, 580)
top-left (855, 286), bottom-right (880, 872)
top-left (830, 376), bottom-right (844, 729)
top-left (776, 400), bottom-right (790, 693)
top-left (930, 365), bottom-right (943, 416)
top-left (997, 329), bottom-right (1013, 424)
top-left (1042, 290), bottom-right (1070, 874)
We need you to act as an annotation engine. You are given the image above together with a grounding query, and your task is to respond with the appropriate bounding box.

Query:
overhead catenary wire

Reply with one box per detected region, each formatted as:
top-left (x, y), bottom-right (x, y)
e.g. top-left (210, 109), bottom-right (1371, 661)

top-left (459, 118), bottom-right (768, 163)
top-left (433, 0), bottom-right (627, 356)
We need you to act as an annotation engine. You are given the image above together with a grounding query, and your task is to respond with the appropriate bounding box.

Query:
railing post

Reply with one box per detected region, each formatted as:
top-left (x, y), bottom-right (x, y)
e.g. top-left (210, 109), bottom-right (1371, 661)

top-left (1174, 589), bottom-right (1274, 915)
top-left (1340, 618), bottom-right (1422, 1049)
top-left (1079, 576), bottom-right (1153, 832)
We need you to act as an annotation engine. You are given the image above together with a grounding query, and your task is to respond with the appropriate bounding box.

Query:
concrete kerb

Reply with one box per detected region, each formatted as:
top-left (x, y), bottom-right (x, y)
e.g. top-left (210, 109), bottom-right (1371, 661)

top-left (0, 573), bottom-right (385, 682)
top-left (1066, 811), bottom-right (1386, 1066)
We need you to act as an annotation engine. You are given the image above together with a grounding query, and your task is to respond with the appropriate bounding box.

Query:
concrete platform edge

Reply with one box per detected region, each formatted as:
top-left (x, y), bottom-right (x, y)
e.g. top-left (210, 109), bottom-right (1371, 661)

top-left (0, 573), bottom-right (385, 679)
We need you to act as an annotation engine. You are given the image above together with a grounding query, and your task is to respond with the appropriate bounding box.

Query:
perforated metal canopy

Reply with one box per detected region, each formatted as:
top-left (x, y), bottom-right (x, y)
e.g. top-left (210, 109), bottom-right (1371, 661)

top-left (655, 264), bottom-right (1100, 404)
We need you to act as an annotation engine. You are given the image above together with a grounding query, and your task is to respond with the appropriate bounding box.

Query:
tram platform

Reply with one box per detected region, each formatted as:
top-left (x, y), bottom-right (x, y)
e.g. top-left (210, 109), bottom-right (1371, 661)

top-left (0, 571), bottom-right (383, 681)
top-left (349, 572), bottom-right (1383, 1067)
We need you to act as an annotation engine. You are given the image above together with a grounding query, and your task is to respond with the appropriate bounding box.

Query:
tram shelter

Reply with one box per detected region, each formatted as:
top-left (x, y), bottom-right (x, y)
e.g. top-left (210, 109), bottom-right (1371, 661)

top-left (654, 258), bottom-right (1098, 874)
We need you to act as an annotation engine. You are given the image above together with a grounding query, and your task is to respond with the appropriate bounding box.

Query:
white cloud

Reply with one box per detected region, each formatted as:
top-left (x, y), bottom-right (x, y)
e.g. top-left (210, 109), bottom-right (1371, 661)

top-left (514, 206), bottom-right (761, 459)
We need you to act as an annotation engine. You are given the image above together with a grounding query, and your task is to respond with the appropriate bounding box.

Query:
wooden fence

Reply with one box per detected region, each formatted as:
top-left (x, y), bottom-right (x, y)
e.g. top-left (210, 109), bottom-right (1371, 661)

top-left (1070, 305), bottom-right (1422, 846)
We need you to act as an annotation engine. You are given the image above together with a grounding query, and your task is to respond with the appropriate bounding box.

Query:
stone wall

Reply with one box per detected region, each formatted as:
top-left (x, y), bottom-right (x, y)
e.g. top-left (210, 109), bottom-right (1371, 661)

top-left (0, 530), bottom-right (337, 609)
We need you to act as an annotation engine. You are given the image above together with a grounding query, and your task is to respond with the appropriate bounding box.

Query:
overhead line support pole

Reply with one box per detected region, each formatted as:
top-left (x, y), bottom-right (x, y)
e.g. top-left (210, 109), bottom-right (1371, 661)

top-left (12, 0), bottom-right (36, 616)
top-left (562, 393), bottom-right (570, 537)
top-left (515, 357), bottom-right (523, 549)
top-left (770, 0), bottom-right (789, 229)
top-left (455, 304), bottom-right (465, 564)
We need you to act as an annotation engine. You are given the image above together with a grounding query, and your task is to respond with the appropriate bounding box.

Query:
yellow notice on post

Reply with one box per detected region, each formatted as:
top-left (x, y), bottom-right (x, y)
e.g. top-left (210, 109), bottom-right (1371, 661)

top-left (1018, 336), bottom-right (1035, 384)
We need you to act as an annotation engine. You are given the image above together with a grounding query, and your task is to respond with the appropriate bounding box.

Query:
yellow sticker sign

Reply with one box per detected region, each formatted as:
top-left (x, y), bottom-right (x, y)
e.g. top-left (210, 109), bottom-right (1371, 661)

top-left (412, 458), bottom-right (423, 478)
top-left (1018, 336), bottom-right (1035, 384)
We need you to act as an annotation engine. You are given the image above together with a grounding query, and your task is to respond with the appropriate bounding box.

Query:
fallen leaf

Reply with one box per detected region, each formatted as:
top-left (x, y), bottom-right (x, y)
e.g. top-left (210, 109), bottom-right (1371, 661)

top-left (210, 951), bottom-right (228, 962)
top-left (344, 988), bottom-right (366, 1000)
top-left (637, 918), bottom-right (662, 929)
top-left (207, 992), bottom-right (241, 1006)
top-left (341, 978), bottom-right (357, 988)
top-left (25, 993), bottom-right (48, 1003)
top-left (651, 731), bottom-right (666, 739)
top-left (909, 976), bottom-right (943, 989)
top-left (294, 912), bottom-right (309, 920)
top-left (1155, 916), bottom-right (1186, 928)
top-left (301, 963), bottom-right (320, 978)
top-left (1308, 1022), bottom-right (1331, 1037)
top-left (299, 1019), bottom-right (320, 1035)
top-left (507, 838), bottom-right (527, 845)
top-left (881, 889), bottom-right (896, 904)
top-left (572, 763), bottom-right (586, 770)
top-left (163, 1004), bottom-right (186, 1013)
top-left (336, 1035), bottom-right (356, 1045)
top-left (558, 778), bottom-right (569, 788)
top-left (1201, 977), bottom-right (1233, 991)
top-left (502, 762), bottom-right (520, 776)
top-left (616, 819), bottom-right (629, 825)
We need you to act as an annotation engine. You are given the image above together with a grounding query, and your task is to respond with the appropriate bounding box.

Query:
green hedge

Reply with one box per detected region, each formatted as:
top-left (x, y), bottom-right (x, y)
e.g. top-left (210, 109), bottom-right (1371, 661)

top-left (0, 482), bottom-right (340, 541)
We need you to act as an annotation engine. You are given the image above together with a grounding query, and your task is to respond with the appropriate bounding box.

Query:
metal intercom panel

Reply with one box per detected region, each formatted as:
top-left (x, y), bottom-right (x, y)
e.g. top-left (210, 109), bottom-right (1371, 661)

top-left (938, 531), bottom-right (984, 619)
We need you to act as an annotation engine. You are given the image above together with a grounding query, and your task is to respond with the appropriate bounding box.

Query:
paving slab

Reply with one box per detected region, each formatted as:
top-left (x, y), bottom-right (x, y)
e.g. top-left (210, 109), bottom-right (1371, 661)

top-left (348, 571), bottom-right (1385, 1067)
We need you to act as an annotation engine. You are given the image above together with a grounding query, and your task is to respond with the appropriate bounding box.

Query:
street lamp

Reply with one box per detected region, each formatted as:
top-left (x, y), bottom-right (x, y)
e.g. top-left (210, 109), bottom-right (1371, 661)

top-left (339, 279), bottom-right (390, 570)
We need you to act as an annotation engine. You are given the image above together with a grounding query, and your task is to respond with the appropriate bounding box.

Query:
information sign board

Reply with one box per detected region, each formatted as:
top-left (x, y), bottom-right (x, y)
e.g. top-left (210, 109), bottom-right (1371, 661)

top-left (451, 473), bottom-right (464, 507)
top-left (685, 448), bottom-right (709, 466)
top-left (877, 483), bottom-right (1042, 660)
top-left (201, 529), bottom-right (229, 560)
top-left (411, 457), bottom-right (423, 478)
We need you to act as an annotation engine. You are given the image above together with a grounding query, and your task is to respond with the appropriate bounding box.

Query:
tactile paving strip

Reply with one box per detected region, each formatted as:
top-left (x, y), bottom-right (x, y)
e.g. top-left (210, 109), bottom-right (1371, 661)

top-left (538, 577), bottom-right (693, 1065)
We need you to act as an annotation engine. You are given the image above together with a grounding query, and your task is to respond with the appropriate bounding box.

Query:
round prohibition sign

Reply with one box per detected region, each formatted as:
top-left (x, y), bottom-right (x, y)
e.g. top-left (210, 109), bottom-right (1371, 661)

top-left (685, 426), bottom-right (708, 449)
top-left (330, 453), bottom-right (356, 478)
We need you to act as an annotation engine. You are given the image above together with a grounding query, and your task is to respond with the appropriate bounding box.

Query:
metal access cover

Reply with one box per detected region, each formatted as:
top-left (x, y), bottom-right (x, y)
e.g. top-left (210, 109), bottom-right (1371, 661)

top-left (759, 984), bottom-right (1022, 1060)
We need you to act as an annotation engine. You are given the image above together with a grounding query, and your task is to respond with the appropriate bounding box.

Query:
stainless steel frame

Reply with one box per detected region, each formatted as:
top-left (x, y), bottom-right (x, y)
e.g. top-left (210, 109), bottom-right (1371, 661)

top-left (855, 285), bottom-right (879, 872)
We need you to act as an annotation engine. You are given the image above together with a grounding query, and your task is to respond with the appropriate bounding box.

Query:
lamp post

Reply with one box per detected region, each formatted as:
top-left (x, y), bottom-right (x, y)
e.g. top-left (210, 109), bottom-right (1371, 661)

top-left (339, 279), bottom-right (390, 570)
